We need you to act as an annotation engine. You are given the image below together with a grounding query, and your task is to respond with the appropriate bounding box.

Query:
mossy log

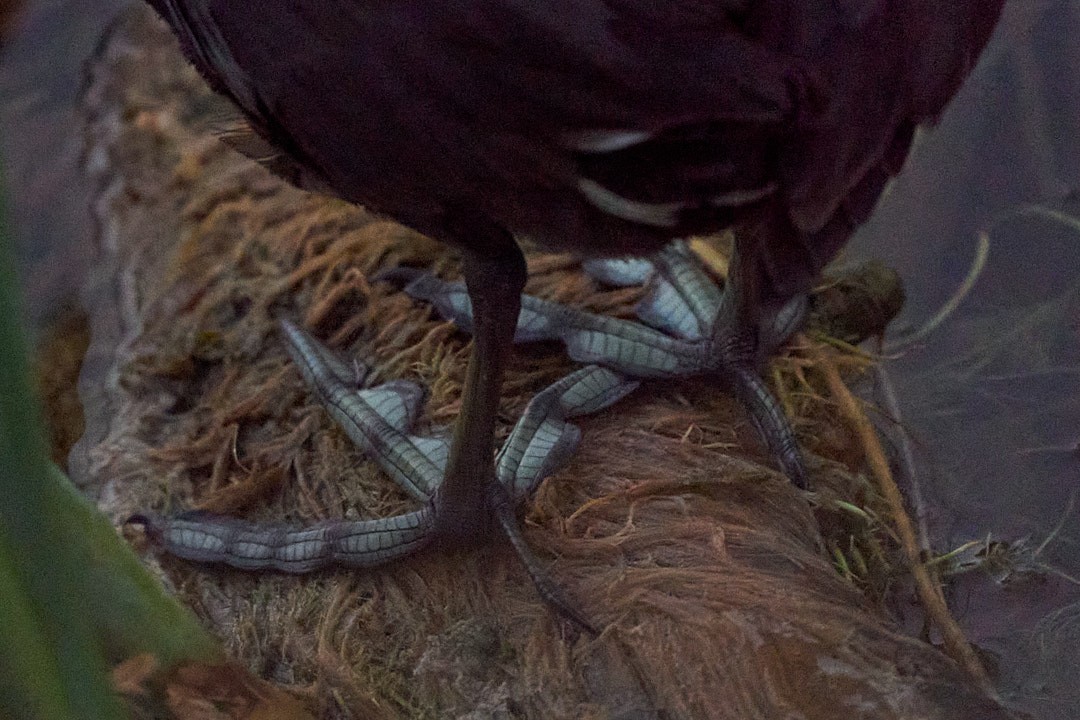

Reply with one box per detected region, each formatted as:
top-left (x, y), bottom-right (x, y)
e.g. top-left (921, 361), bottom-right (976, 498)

top-left (71, 7), bottom-right (1014, 719)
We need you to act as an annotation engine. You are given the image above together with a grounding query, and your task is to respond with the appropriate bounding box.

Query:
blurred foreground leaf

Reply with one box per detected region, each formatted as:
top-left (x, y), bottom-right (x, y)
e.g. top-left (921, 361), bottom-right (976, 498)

top-left (0, 158), bottom-right (220, 719)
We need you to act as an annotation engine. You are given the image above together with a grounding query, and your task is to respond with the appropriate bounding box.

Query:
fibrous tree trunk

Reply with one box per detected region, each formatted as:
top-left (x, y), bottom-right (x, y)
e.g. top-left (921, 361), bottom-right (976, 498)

top-left (72, 7), bottom-right (1015, 720)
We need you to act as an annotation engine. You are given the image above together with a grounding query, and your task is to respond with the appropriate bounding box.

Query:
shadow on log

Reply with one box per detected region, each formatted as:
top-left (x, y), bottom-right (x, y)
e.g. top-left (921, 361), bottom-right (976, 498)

top-left (71, 7), bottom-right (1016, 719)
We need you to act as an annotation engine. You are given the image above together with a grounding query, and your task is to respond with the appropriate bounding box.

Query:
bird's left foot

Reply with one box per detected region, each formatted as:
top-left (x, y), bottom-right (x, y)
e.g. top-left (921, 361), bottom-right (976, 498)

top-left (129, 320), bottom-right (637, 631)
top-left (393, 241), bottom-right (811, 489)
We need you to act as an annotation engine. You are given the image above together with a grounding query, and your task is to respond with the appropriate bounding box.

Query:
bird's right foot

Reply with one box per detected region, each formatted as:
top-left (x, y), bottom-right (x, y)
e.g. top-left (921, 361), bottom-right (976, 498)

top-left (389, 242), bottom-right (812, 489)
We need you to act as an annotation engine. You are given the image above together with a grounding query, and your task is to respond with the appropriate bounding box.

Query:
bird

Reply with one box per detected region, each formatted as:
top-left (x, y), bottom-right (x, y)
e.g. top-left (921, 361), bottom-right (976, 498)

top-left (142, 0), bottom-right (1006, 623)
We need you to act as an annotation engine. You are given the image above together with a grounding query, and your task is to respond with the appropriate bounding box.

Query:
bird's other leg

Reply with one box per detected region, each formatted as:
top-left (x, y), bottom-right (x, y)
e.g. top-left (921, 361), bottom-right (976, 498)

top-left (676, 236), bottom-right (811, 490)
top-left (434, 231), bottom-right (527, 540)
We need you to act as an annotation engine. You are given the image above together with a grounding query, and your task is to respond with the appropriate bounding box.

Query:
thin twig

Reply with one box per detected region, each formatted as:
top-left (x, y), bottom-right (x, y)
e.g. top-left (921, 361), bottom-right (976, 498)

top-left (1033, 487), bottom-right (1077, 558)
top-left (886, 231), bottom-right (990, 352)
top-left (871, 357), bottom-right (932, 554)
top-left (814, 346), bottom-right (995, 693)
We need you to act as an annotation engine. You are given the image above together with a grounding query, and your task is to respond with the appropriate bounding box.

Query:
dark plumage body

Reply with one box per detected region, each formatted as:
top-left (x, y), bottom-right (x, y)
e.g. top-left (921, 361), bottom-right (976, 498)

top-left (143, 0), bottom-right (1006, 624)
top-left (148, 0), bottom-right (1003, 298)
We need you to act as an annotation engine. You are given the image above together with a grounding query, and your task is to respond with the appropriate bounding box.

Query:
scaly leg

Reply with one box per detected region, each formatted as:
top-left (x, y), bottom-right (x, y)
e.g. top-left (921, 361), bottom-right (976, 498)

top-left (433, 238), bottom-right (526, 539)
top-left (437, 235), bottom-right (597, 629)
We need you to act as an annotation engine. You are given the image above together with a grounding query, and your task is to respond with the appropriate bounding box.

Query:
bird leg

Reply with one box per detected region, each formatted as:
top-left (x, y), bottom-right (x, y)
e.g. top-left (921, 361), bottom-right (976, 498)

top-left (435, 238), bottom-right (603, 628)
top-left (393, 239), bottom-right (811, 489)
top-left (681, 239), bottom-right (810, 490)
top-left (433, 239), bottom-right (527, 540)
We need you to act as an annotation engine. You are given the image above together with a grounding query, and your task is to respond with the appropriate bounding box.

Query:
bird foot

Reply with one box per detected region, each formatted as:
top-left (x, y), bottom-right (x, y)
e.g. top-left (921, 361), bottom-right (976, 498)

top-left (392, 241), bottom-right (811, 489)
top-left (129, 319), bottom-right (637, 630)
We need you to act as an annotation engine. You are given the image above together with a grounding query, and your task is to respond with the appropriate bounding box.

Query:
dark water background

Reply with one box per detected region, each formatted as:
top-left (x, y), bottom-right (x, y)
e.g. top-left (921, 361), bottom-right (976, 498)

top-left (1, 1), bottom-right (1077, 717)
top-left (851, 3), bottom-right (1080, 716)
